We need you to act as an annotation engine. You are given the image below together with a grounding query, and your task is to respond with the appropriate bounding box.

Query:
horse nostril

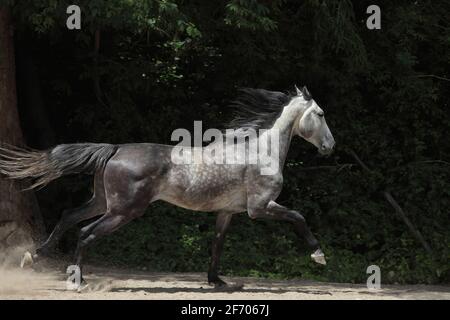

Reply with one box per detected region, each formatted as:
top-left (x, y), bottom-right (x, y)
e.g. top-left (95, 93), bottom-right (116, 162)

top-left (321, 144), bottom-right (327, 150)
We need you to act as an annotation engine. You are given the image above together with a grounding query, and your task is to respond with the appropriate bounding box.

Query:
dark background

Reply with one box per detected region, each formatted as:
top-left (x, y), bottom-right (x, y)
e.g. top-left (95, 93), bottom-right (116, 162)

top-left (6, 0), bottom-right (450, 284)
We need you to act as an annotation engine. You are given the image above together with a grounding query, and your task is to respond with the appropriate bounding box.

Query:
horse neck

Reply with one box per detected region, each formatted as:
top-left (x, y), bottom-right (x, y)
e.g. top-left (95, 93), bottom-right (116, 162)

top-left (267, 103), bottom-right (302, 170)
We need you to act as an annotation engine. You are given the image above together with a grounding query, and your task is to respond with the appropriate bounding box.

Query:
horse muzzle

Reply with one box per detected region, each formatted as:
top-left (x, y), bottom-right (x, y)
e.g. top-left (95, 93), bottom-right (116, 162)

top-left (318, 142), bottom-right (335, 156)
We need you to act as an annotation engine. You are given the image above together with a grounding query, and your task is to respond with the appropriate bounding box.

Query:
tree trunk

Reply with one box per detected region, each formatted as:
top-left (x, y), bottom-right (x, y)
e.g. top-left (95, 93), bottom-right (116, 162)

top-left (16, 32), bottom-right (56, 149)
top-left (0, 6), bottom-right (44, 264)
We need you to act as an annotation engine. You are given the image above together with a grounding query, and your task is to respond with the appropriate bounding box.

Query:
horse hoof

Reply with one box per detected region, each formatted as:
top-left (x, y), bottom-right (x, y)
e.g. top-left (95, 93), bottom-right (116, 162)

top-left (229, 283), bottom-right (244, 291)
top-left (209, 278), bottom-right (244, 291)
top-left (311, 249), bottom-right (327, 265)
top-left (20, 251), bottom-right (34, 269)
top-left (214, 283), bottom-right (244, 292)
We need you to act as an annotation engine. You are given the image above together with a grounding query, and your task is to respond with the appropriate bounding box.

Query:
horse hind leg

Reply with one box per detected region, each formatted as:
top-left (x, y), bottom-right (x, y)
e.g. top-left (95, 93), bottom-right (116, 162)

top-left (34, 199), bottom-right (104, 259)
top-left (71, 158), bottom-right (157, 288)
top-left (72, 205), bottom-right (147, 288)
top-left (34, 168), bottom-right (107, 259)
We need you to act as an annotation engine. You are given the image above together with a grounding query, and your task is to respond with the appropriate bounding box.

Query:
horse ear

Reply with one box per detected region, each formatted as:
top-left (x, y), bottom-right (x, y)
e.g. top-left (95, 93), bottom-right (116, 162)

top-left (295, 85), bottom-right (302, 96)
top-left (302, 86), bottom-right (312, 100)
top-left (302, 86), bottom-right (311, 99)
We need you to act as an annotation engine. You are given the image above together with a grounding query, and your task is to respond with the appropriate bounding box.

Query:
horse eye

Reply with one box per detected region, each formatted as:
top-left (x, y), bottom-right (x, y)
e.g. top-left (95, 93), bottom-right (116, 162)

top-left (317, 112), bottom-right (324, 117)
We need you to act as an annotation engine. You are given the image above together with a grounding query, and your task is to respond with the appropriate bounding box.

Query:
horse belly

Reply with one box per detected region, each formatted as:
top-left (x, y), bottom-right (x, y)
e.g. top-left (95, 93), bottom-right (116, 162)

top-left (159, 166), bottom-right (247, 212)
top-left (198, 187), bottom-right (247, 212)
top-left (160, 184), bottom-right (247, 212)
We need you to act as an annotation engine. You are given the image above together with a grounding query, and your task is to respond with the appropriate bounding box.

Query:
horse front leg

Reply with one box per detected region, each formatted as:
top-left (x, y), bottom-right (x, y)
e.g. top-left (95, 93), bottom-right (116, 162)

top-left (248, 200), bottom-right (326, 265)
top-left (208, 212), bottom-right (233, 287)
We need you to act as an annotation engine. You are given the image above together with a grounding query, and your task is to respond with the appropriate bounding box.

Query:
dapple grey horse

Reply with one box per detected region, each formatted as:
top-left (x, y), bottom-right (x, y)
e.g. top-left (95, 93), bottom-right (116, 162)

top-left (0, 86), bottom-right (335, 289)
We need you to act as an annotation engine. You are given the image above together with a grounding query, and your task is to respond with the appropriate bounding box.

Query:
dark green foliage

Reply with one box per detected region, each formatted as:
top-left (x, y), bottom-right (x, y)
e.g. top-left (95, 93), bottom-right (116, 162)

top-left (9, 0), bottom-right (450, 284)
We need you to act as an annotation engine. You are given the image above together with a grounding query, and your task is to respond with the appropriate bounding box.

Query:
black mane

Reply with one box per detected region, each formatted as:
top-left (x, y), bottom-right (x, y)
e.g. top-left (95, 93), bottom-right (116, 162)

top-left (227, 88), bottom-right (295, 131)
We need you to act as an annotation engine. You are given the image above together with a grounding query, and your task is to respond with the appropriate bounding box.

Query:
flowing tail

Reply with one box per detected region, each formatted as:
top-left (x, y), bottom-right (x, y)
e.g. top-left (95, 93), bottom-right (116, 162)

top-left (0, 143), bottom-right (118, 189)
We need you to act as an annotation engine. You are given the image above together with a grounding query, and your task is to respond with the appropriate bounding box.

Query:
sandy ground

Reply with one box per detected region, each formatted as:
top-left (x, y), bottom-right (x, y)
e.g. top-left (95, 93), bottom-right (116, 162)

top-left (0, 263), bottom-right (449, 300)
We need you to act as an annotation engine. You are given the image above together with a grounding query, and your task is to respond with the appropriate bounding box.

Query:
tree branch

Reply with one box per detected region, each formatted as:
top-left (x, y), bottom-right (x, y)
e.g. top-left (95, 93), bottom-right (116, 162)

top-left (412, 74), bottom-right (450, 82)
top-left (348, 149), bottom-right (433, 255)
top-left (293, 164), bottom-right (355, 171)
top-left (387, 160), bottom-right (450, 174)
top-left (383, 191), bottom-right (433, 255)
top-left (348, 150), bottom-right (371, 173)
